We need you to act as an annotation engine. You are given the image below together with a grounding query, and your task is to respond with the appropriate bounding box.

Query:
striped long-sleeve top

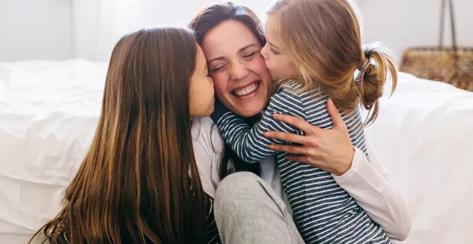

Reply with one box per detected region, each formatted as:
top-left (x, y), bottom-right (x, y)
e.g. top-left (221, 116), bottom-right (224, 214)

top-left (213, 81), bottom-right (391, 244)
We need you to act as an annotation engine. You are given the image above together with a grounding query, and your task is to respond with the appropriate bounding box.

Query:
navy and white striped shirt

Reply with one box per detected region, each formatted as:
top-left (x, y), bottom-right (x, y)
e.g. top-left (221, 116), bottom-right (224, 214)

top-left (213, 81), bottom-right (391, 244)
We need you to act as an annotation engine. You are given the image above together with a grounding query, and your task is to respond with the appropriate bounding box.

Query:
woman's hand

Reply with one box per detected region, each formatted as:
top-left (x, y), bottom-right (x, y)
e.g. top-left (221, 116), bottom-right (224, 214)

top-left (263, 99), bottom-right (355, 176)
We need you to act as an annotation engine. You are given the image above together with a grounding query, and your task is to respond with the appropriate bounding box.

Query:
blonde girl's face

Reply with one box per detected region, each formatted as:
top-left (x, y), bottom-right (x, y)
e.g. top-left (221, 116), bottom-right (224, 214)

top-left (189, 45), bottom-right (215, 117)
top-left (260, 15), bottom-right (299, 81)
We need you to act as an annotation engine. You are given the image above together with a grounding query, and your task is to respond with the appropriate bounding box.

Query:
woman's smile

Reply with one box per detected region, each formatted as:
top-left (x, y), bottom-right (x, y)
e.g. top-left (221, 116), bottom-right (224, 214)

top-left (232, 80), bottom-right (260, 97)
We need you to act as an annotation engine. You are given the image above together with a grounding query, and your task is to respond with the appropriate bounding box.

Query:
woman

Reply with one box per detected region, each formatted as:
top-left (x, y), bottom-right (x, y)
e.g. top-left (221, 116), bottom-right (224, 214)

top-left (30, 27), bottom-right (217, 243)
top-left (190, 2), bottom-right (411, 243)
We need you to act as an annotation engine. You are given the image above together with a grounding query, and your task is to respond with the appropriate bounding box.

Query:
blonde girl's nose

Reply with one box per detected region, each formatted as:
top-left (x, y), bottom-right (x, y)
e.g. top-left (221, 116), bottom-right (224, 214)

top-left (260, 43), bottom-right (270, 60)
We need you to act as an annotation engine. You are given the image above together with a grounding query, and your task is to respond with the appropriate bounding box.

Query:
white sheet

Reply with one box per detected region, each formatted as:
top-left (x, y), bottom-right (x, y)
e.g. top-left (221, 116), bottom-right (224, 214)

top-left (0, 60), bottom-right (106, 243)
top-left (365, 74), bottom-right (473, 243)
top-left (0, 60), bottom-right (472, 243)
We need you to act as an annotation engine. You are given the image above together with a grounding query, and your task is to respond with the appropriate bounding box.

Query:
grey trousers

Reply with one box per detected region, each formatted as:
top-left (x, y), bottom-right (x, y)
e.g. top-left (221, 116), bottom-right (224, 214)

top-left (214, 172), bottom-right (305, 244)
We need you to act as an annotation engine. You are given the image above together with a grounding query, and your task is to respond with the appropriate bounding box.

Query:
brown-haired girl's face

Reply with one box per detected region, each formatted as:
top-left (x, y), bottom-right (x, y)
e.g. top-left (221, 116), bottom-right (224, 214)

top-left (189, 45), bottom-right (215, 117)
top-left (201, 20), bottom-right (272, 118)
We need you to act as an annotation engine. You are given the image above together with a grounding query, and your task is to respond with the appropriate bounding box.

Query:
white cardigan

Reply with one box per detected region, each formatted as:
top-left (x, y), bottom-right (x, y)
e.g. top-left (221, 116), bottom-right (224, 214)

top-left (192, 117), bottom-right (411, 241)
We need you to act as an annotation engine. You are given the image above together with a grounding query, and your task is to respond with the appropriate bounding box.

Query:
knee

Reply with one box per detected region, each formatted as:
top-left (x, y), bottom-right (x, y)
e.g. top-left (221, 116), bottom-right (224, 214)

top-left (214, 172), bottom-right (261, 210)
top-left (215, 172), bottom-right (260, 200)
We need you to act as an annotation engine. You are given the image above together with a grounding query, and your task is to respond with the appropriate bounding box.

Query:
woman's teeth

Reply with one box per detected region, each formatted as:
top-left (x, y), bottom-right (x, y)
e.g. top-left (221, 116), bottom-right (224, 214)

top-left (235, 82), bottom-right (258, 96)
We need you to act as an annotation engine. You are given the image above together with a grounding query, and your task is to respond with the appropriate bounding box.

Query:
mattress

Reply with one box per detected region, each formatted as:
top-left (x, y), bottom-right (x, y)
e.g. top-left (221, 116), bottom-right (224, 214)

top-left (1, 59), bottom-right (472, 243)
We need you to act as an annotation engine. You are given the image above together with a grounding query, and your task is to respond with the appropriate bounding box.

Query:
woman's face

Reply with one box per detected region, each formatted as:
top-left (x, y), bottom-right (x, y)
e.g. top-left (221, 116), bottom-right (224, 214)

top-left (202, 20), bottom-right (272, 118)
top-left (189, 45), bottom-right (215, 117)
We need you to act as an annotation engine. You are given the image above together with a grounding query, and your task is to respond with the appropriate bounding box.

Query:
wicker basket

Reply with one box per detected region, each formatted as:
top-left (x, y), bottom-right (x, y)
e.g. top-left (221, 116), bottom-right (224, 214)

top-left (400, 0), bottom-right (473, 91)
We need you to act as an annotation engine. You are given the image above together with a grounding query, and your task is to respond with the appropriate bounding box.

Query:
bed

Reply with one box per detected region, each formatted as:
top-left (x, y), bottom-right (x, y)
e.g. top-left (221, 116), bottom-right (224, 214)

top-left (1, 59), bottom-right (472, 243)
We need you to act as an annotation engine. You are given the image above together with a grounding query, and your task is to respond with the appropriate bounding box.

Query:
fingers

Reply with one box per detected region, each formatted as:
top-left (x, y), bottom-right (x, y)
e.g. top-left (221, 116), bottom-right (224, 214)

top-left (272, 113), bottom-right (323, 135)
top-left (327, 98), bottom-right (347, 131)
top-left (264, 131), bottom-right (310, 145)
top-left (268, 144), bottom-right (308, 155)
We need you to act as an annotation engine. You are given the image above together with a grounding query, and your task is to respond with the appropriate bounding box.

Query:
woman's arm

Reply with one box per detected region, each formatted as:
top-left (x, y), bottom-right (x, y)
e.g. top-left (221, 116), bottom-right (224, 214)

top-left (264, 99), bottom-right (411, 241)
top-left (333, 142), bottom-right (411, 241)
top-left (192, 117), bottom-right (224, 199)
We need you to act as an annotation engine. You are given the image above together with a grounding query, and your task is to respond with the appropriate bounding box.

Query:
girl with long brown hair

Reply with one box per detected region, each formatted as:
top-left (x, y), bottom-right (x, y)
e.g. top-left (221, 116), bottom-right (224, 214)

top-left (30, 27), bottom-right (218, 243)
top-left (209, 0), bottom-right (398, 243)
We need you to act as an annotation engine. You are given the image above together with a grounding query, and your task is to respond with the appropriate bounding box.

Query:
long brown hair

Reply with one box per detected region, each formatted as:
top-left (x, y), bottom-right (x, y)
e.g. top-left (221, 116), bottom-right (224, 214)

top-left (268, 0), bottom-right (398, 125)
top-left (30, 28), bottom-right (209, 243)
top-left (189, 2), bottom-right (265, 178)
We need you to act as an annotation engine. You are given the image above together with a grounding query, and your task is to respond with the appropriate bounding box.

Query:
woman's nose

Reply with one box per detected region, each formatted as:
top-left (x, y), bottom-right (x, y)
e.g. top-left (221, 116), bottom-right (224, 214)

top-left (229, 61), bottom-right (249, 81)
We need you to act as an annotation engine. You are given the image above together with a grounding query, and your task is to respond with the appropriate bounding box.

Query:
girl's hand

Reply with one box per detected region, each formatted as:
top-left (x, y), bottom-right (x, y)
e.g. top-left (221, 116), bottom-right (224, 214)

top-left (264, 99), bottom-right (355, 176)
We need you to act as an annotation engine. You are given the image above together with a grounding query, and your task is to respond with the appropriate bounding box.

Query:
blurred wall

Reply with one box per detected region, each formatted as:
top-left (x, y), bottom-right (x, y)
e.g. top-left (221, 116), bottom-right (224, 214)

top-left (356, 0), bottom-right (473, 63)
top-left (0, 0), bottom-right (72, 61)
top-left (69, 0), bottom-right (272, 61)
top-left (1, 0), bottom-right (472, 62)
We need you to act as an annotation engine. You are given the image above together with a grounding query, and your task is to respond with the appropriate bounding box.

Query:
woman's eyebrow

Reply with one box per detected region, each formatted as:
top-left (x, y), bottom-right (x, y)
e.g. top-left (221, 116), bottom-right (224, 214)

top-left (207, 43), bottom-right (260, 64)
top-left (238, 44), bottom-right (259, 54)
top-left (207, 56), bottom-right (225, 65)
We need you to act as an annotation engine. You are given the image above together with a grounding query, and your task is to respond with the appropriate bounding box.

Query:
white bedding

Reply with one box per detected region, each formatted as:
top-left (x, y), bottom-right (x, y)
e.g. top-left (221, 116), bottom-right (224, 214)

top-left (1, 60), bottom-right (472, 243)
top-left (365, 74), bottom-right (473, 243)
top-left (0, 60), bottom-right (107, 243)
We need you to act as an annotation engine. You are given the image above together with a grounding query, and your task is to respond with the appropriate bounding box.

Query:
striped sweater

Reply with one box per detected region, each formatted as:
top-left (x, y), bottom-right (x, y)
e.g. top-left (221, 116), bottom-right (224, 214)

top-left (213, 81), bottom-right (391, 244)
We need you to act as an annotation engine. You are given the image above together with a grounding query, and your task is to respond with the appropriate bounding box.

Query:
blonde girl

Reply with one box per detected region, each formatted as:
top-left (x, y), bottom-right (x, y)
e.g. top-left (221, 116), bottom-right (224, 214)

top-left (212, 0), bottom-right (398, 243)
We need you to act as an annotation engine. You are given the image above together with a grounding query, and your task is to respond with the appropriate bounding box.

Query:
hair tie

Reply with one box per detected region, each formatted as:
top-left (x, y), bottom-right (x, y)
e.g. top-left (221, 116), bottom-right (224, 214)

top-left (364, 48), bottom-right (375, 59)
top-left (354, 58), bottom-right (370, 85)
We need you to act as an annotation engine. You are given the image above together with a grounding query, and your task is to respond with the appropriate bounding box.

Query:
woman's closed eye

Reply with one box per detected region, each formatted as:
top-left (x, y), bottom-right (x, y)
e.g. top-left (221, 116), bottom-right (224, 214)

top-left (242, 51), bottom-right (257, 59)
top-left (210, 64), bottom-right (226, 73)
